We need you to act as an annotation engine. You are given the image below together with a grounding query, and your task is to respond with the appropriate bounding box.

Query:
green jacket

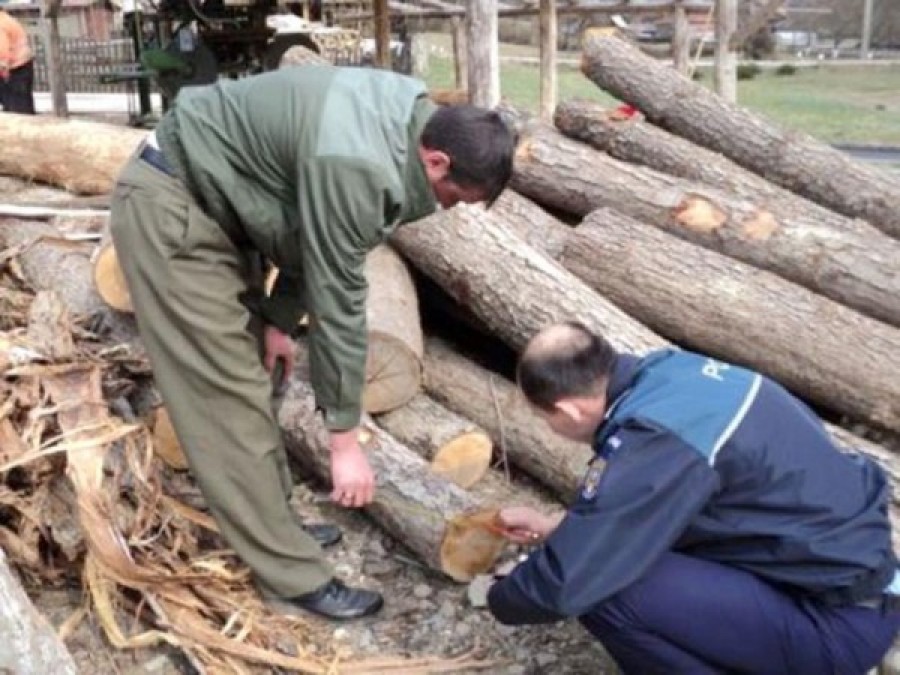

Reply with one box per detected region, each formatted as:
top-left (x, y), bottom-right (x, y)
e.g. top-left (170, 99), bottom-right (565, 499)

top-left (155, 66), bottom-right (438, 430)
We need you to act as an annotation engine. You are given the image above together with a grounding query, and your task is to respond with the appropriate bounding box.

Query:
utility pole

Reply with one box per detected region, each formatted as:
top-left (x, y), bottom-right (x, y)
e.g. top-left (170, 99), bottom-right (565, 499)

top-left (714, 0), bottom-right (737, 103)
top-left (861, 0), bottom-right (875, 57)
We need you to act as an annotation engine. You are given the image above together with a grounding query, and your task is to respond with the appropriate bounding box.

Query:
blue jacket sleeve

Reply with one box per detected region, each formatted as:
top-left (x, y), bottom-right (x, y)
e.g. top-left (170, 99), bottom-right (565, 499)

top-left (487, 425), bottom-right (720, 624)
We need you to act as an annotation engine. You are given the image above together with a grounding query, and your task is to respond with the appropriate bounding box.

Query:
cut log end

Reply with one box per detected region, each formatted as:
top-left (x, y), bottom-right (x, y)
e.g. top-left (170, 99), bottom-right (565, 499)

top-left (430, 431), bottom-right (493, 488)
top-left (673, 196), bottom-right (727, 233)
top-left (362, 333), bottom-right (423, 413)
top-left (152, 407), bottom-right (189, 470)
top-left (93, 243), bottom-right (133, 313)
top-left (439, 508), bottom-right (508, 582)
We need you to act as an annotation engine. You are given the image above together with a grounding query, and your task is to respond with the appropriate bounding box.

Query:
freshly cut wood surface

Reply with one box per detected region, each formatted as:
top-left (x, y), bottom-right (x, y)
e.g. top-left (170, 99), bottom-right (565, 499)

top-left (362, 245), bottom-right (424, 413)
top-left (376, 394), bottom-right (493, 488)
top-left (93, 242), bottom-right (133, 313)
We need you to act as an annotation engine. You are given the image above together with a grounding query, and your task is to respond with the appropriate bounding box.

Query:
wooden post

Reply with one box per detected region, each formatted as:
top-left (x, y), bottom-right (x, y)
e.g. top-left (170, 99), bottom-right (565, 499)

top-left (538, 0), bottom-right (557, 120)
top-left (466, 0), bottom-right (500, 108)
top-left (714, 0), bottom-right (737, 103)
top-left (672, 0), bottom-right (691, 75)
top-left (861, 0), bottom-right (874, 57)
top-left (373, 0), bottom-right (391, 68)
top-left (451, 16), bottom-right (468, 91)
top-left (41, 0), bottom-right (68, 117)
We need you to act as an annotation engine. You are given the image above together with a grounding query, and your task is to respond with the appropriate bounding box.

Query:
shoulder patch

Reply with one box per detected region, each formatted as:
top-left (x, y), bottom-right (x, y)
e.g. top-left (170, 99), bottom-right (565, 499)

top-left (580, 458), bottom-right (606, 500)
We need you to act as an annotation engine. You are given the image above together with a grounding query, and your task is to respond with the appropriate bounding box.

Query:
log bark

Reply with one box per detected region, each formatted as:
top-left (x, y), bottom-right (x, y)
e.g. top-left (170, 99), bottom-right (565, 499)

top-left (423, 337), bottom-right (593, 501)
top-left (0, 548), bottom-right (79, 675)
top-left (0, 115), bottom-right (145, 195)
top-left (579, 31), bottom-right (900, 239)
top-left (714, 0), bottom-right (737, 102)
top-left (278, 378), bottom-right (504, 581)
top-left (375, 394), bottom-right (493, 488)
top-left (562, 209), bottom-right (900, 432)
top-left (391, 204), bottom-right (665, 355)
top-left (513, 123), bottom-right (900, 328)
top-left (361, 245), bottom-right (424, 413)
top-left (491, 190), bottom-right (571, 261)
top-left (0, 217), bottom-right (140, 348)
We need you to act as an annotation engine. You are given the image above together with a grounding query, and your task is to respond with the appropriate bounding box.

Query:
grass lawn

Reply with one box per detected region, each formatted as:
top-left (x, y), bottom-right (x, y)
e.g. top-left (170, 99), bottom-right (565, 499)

top-left (420, 41), bottom-right (900, 145)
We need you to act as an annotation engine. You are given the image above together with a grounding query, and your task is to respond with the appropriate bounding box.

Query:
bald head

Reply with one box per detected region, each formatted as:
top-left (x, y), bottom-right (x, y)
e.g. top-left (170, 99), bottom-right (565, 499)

top-left (518, 322), bottom-right (616, 411)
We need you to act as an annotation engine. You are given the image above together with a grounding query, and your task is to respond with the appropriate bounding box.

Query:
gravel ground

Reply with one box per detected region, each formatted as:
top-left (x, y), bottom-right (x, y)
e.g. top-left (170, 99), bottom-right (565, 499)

top-left (28, 478), bottom-right (616, 674)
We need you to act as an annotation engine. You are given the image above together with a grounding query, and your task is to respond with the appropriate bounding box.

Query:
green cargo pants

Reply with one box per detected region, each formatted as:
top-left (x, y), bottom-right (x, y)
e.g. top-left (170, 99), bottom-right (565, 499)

top-left (110, 151), bottom-right (332, 598)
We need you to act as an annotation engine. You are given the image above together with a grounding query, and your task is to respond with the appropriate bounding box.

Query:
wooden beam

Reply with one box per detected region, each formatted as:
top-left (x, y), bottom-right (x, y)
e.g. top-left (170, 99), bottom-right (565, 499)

top-left (466, 0), bottom-right (499, 108)
top-left (714, 0), bottom-right (737, 103)
top-left (861, 0), bottom-right (874, 57)
top-left (337, 2), bottom-right (712, 23)
top-left (40, 0), bottom-right (68, 117)
top-left (451, 16), bottom-right (468, 92)
top-left (672, 0), bottom-right (691, 75)
top-left (374, 0), bottom-right (392, 68)
top-left (538, 0), bottom-right (557, 120)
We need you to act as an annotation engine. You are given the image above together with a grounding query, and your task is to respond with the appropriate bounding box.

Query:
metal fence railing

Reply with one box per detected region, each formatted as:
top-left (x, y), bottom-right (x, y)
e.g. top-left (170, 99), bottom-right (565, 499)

top-left (30, 35), bottom-right (137, 93)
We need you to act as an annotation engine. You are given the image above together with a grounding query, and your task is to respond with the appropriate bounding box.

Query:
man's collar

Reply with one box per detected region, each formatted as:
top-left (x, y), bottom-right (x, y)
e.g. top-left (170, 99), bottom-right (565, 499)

top-left (605, 353), bottom-right (641, 407)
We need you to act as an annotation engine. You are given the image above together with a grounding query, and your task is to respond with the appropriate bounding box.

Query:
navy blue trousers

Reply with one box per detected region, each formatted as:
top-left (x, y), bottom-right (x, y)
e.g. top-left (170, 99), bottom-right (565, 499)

top-left (581, 552), bottom-right (900, 675)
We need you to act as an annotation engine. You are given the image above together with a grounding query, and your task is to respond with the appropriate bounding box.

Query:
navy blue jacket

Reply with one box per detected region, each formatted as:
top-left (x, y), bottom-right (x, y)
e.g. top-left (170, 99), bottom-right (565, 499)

top-left (488, 349), bottom-right (896, 624)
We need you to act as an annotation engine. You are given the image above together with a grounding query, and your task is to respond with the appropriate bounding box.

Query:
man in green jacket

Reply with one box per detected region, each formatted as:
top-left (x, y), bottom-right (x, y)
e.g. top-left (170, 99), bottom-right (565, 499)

top-left (110, 65), bottom-right (516, 620)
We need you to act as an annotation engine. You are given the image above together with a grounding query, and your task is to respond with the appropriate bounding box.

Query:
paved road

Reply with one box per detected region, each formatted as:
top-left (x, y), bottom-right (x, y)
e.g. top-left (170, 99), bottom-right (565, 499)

top-left (835, 144), bottom-right (900, 166)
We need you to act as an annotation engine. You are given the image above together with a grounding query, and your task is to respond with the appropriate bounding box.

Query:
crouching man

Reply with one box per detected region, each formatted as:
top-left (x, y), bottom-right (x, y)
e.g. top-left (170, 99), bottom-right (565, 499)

top-left (488, 321), bottom-right (900, 674)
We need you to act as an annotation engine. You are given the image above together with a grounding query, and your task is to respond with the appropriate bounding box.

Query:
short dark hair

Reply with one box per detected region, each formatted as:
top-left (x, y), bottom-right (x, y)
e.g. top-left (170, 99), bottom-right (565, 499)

top-left (517, 322), bottom-right (616, 411)
top-left (419, 105), bottom-right (518, 207)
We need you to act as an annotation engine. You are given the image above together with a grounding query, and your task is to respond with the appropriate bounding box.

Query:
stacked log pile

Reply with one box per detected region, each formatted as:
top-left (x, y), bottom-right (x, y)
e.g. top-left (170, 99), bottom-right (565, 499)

top-left (1, 30), bottom-right (899, 670)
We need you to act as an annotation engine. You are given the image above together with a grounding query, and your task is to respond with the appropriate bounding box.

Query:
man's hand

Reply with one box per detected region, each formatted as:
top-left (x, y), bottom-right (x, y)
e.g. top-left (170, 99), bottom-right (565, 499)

top-left (497, 506), bottom-right (564, 544)
top-left (329, 428), bottom-right (375, 507)
top-left (263, 324), bottom-right (294, 388)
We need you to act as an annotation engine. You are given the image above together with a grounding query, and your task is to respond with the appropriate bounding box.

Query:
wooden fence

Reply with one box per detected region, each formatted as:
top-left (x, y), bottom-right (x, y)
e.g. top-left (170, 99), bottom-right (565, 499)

top-left (30, 35), bottom-right (137, 93)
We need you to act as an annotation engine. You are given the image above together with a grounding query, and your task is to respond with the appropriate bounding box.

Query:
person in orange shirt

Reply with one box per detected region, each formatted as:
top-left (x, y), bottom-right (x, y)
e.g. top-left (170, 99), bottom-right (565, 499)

top-left (0, 7), bottom-right (35, 114)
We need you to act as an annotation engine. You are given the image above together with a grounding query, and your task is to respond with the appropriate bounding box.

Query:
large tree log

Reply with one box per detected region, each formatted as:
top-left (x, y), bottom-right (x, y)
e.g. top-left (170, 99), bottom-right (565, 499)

top-left (512, 124), bottom-right (900, 328)
top-left (423, 337), bottom-right (593, 502)
top-left (0, 114), bottom-right (145, 195)
top-left (391, 204), bottom-right (665, 355)
top-left (361, 245), bottom-right (424, 413)
top-left (562, 209), bottom-right (900, 432)
top-left (278, 378), bottom-right (507, 581)
top-left (375, 394), bottom-right (493, 488)
top-left (0, 549), bottom-right (79, 674)
top-left (553, 98), bottom-right (870, 222)
top-left (579, 32), bottom-right (900, 239)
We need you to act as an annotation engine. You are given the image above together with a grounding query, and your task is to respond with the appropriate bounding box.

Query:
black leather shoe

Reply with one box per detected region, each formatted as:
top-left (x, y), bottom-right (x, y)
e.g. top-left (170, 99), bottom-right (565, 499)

top-left (274, 579), bottom-right (383, 620)
top-left (303, 522), bottom-right (342, 548)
